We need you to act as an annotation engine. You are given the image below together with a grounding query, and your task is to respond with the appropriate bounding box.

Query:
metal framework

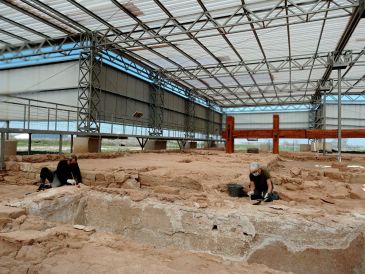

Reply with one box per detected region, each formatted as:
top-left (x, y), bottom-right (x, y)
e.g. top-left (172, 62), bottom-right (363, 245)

top-left (77, 33), bottom-right (102, 133)
top-left (149, 71), bottom-right (165, 136)
top-left (0, 0), bottom-right (364, 109)
top-left (184, 91), bottom-right (196, 139)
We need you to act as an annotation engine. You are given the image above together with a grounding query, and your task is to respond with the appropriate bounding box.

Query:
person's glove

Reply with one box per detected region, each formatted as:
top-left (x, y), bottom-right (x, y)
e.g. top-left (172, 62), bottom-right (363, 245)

top-left (264, 192), bottom-right (271, 202)
top-left (247, 190), bottom-right (254, 196)
top-left (67, 179), bottom-right (76, 185)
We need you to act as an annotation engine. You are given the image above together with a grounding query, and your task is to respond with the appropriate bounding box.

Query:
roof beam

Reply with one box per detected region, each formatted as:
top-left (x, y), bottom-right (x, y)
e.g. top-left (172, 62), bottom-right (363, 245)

top-left (66, 0), bottom-right (225, 105)
top-left (110, 0), bottom-right (237, 104)
top-left (26, 0), bottom-right (90, 33)
top-left (196, 0), bottom-right (262, 104)
top-left (0, 28), bottom-right (29, 42)
top-left (164, 50), bottom-right (364, 78)
top-left (241, 0), bottom-right (279, 101)
top-left (313, 0), bottom-right (365, 101)
top-left (96, 0), bottom-right (357, 46)
top-left (198, 78), bottom-right (364, 90)
top-left (0, 14), bottom-right (50, 39)
top-left (304, 1), bottom-right (330, 98)
top-left (0, 0), bottom-right (72, 35)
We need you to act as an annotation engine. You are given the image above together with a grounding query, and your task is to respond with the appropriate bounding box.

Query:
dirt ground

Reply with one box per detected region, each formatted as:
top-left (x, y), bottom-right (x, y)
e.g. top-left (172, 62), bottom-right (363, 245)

top-left (1, 150), bottom-right (365, 273)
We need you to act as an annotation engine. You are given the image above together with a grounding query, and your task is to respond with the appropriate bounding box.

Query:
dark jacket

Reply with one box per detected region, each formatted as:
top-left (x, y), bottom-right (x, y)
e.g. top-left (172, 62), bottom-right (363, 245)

top-left (249, 168), bottom-right (271, 193)
top-left (56, 160), bottom-right (82, 185)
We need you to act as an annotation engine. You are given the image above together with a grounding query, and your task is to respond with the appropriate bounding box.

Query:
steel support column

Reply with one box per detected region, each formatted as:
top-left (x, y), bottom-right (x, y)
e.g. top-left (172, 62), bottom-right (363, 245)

top-left (70, 134), bottom-right (74, 153)
top-left (149, 71), bottom-right (164, 136)
top-left (338, 69), bottom-right (342, 162)
top-left (28, 133), bottom-right (32, 155)
top-left (0, 132), bottom-right (5, 170)
top-left (184, 91), bottom-right (195, 139)
top-left (77, 32), bottom-right (102, 133)
top-left (327, 50), bottom-right (352, 162)
top-left (137, 137), bottom-right (149, 150)
top-left (5, 120), bottom-right (9, 140)
top-left (323, 90), bottom-right (327, 155)
top-left (318, 79), bottom-right (333, 155)
top-left (205, 101), bottom-right (215, 140)
top-left (59, 135), bottom-right (63, 154)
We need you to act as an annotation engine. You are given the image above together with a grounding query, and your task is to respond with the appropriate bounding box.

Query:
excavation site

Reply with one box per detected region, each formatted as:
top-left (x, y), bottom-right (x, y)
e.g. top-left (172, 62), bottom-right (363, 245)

top-left (1, 0), bottom-right (365, 273)
top-left (1, 150), bottom-right (365, 274)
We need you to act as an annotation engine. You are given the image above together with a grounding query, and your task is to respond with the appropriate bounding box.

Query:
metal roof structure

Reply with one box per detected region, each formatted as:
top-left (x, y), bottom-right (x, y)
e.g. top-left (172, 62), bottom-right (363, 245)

top-left (0, 0), bottom-right (364, 107)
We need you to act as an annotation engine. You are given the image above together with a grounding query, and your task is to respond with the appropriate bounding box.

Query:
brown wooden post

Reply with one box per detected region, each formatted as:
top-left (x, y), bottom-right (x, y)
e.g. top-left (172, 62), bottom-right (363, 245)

top-left (225, 116), bottom-right (235, 153)
top-left (273, 114), bottom-right (279, 154)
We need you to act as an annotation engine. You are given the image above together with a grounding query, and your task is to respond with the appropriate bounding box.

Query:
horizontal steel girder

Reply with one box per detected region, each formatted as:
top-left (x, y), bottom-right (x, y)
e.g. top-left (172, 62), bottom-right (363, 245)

top-left (99, 0), bottom-right (357, 46)
top-left (165, 50), bottom-right (364, 79)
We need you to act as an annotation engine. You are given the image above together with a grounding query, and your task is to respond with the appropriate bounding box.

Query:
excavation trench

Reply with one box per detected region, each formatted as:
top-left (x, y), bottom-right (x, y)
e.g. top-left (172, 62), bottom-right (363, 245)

top-left (15, 189), bottom-right (365, 274)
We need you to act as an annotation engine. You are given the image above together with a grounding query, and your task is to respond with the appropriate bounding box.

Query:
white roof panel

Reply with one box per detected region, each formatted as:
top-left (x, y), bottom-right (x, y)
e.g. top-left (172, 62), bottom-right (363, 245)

top-left (0, 0), bottom-right (362, 106)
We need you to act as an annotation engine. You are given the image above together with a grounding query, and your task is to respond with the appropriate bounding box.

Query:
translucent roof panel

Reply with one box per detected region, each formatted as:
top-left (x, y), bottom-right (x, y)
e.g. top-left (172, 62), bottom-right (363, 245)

top-left (226, 32), bottom-right (265, 61)
top-left (0, 0), bottom-right (362, 107)
top-left (256, 27), bottom-right (289, 59)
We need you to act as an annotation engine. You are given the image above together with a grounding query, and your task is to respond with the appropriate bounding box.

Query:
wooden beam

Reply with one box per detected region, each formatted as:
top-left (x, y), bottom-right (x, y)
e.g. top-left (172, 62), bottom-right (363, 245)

top-left (222, 115), bottom-right (365, 154)
top-left (227, 128), bottom-right (365, 140)
top-left (273, 114), bottom-right (279, 154)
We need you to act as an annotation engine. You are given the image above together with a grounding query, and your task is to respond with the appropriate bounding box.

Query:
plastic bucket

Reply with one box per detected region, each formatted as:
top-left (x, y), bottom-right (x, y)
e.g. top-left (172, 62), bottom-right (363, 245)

top-left (227, 183), bottom-right (245, 197)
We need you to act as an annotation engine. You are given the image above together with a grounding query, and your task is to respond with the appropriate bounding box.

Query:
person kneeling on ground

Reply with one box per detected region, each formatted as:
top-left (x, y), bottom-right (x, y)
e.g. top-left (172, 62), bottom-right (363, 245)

top-left (56, 154), bottom-right (82, 186)
top-left (37, 154), bottom-right (82, 190)
top-left (247, 162), bottom-right (279, 202)
top-left (37, 167), bottom-right (54, 191)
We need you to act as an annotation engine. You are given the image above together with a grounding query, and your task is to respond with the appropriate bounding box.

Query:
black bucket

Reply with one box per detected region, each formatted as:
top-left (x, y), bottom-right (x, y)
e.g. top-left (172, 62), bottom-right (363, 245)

top-left (227, 183), bottom-right (245, 197)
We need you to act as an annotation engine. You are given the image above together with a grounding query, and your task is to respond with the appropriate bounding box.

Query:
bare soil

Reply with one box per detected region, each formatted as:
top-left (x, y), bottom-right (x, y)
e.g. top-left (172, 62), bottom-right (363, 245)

top-left (1, 150), bottom-right (365, 273)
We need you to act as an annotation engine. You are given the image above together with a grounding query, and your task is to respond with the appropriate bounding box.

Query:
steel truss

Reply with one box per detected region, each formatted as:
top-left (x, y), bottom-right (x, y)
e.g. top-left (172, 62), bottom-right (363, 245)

top-left (0, 0), bottom-right (363, 109)
top-left (149, 71), bottom-right (165, 136)
top-left (77, 33), bottom-right (102, 133)
top-left (165, 51), bottom-right (364, 79)
top-left (97, 0), bottom-right (357, 46)
top-left (205, 100), bottom-right (214, 139)
top-left (184, 91), bottom-right (196, 139)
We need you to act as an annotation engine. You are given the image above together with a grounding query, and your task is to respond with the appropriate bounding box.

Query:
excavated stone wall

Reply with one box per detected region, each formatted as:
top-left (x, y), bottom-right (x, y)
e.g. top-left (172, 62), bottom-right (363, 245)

top-left (11, 188), bottom-right (365, 274)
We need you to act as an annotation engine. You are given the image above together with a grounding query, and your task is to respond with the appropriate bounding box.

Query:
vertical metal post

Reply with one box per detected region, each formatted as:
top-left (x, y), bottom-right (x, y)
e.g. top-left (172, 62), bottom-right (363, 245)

top-left (98, 135), bottom-right (102, 153)
top-left (59, 135), bottom-right (63, 154)
top-left (5, 120), bottom-right (9, 140)
top-left (27, 100), bottom-right (30, 129)
top-left (111, 114), bottom-right (114, 134)
top-left (337, 69), bottom-right (342, 162)
top-left (67, 111), bottom-right (70, 131)
top-left (184, 91), bottom-right (195, 139)
top-left (47, 108), bottom-right (50, 130)
top-left (55, 104), bottom-right (58, 131)
top-left (70, 134), bottom-right (74, 153)
top-left (0, 132), bottom-right (5, 170)
top-left (28, 133), bottom-right (32, 155)
top-left (323, 90), bottom-right (326, 155)
top-left (23, 105), bottom-right (26, 129)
